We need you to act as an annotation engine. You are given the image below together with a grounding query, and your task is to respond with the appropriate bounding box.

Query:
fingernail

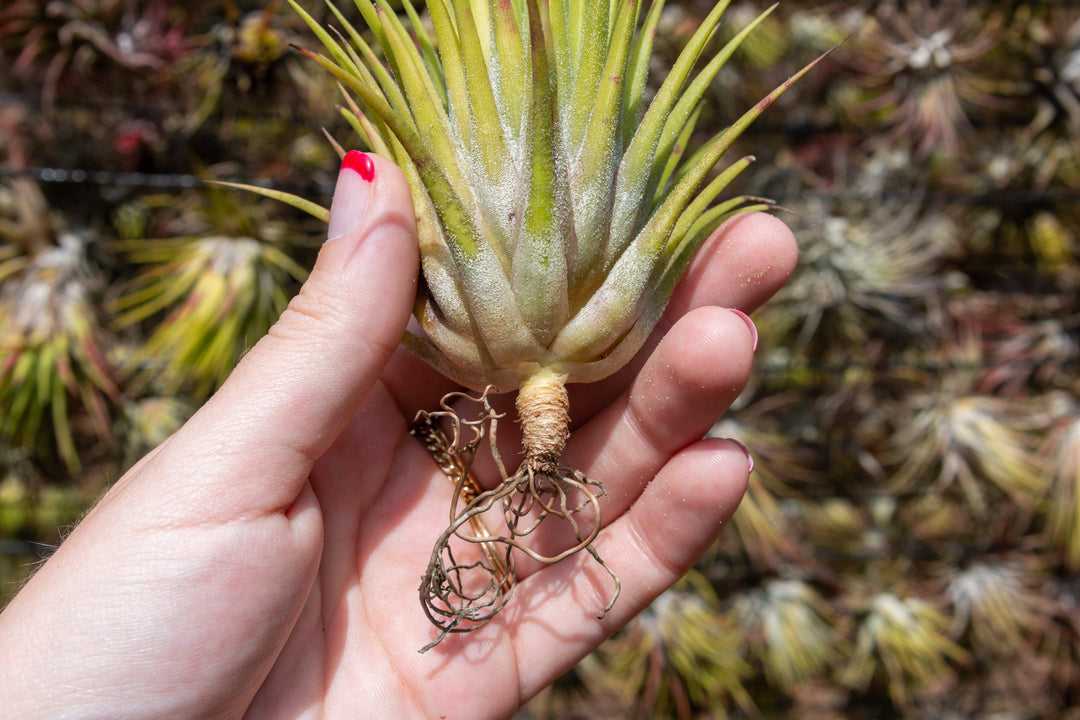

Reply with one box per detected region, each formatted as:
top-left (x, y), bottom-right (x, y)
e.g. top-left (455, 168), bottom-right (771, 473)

top-left (326, 150), bottom-right (375, 242)
top-left (729, 438), bottom-right (754, 475)
top-left (728, 308), bottom-right (759, 353)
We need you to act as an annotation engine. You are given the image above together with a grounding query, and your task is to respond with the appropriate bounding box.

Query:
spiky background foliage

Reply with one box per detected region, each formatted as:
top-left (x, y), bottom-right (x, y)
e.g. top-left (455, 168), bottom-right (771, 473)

top-left (110, 187), bottom-right (309, 398)
top-left (840, 593), bottom-right (969, 709)
top-left (581, 571), bottom-right (755, 719)
top-left (0, 233), bottom-right (120, 472)
top-left (2, 1), bottom-right (1080, 717)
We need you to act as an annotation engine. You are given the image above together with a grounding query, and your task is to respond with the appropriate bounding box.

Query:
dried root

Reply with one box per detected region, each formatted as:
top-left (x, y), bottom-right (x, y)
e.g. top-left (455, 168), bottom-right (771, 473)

top-left (412, 377), bottom-right (620, 652)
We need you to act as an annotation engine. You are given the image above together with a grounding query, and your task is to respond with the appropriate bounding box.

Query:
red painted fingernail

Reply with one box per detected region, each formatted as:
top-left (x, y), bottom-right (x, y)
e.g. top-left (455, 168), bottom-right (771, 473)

top-left (341, 149), bottom-right (375, 181)
top-left (728, 308), bottom-right (759, 353)
top-left (327, 151), bottom-right (375, 242)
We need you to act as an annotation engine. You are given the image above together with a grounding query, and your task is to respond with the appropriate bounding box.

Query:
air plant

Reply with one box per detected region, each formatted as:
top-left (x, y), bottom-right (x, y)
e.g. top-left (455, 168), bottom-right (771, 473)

top-left (1, 140), bottom-right (120, 474)
top-left (946, 561), bottom-right (1046, 659)
top-left (841, 592), bottom-right (968, 709)
top-left (785, 4), bottom-right (854, 58)
top-left (885, 387), bottom-right (1049, 518)
top-left (0, 232), bottom-right (120, 472)
top-left (844, 0), bottom-right (1009, 159)
top-left (948, 292), bottom-right (1080, 396)
top-left (733, 578), bottom-right (843, 690)
top-left (269, 0), bottom-right (824, 647)
top-left (110, 189), bottom-right (309, 399)
top-left (656, 2), bottom-right (843, 142)
top-left (113, 234), bottom-right (307, 397)
top-left (583, 571), bottom-right (754, 720)
top-left (759, 190), bottom-right (957, 359)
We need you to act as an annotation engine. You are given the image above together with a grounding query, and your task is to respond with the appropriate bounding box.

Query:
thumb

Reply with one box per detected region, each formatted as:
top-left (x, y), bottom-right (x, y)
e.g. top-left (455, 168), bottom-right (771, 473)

top-left (148, 151), bottom-right (419, 512)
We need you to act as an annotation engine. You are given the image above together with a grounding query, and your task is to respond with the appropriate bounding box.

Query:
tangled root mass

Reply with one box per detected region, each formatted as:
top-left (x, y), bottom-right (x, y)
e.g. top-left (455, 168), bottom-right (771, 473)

top-left (412, 386), bottom-right (620, 652)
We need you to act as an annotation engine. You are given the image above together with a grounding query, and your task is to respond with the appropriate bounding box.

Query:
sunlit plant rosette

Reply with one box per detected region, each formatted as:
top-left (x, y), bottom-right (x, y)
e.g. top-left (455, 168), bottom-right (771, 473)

top-left (0, 234), bottom-right (120, 473)
top-left (582, 570), bottom-right (755, 718)
top-left (841, 592), bottom-right (969, 708)
top-left (254, 0), bottom-right (826, 649)
top-left (109, 189), bottom-right (309, 399)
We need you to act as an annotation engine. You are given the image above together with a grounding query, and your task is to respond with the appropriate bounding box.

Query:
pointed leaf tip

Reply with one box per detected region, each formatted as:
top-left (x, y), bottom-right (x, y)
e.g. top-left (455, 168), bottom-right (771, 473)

top-left (208, 180), bottom-right (331, 224)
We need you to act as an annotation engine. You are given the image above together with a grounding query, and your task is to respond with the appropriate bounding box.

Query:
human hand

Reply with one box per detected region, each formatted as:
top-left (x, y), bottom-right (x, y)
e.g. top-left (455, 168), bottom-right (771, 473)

top-left (0, 153), bottom-right (796, 719)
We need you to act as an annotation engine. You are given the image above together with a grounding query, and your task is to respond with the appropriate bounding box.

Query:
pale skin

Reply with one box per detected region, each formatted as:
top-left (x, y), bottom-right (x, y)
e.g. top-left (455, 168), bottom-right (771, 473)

top-left (0, 154), bottom-right (797, 719)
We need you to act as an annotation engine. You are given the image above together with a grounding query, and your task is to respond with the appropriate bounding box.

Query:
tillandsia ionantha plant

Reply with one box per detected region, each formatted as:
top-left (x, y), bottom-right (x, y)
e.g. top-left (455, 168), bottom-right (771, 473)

top-left (109, 188), bottom-right (309, 399)
top-left (0, 166), bottom-right (120, 473)
top-left (0, 231), bottom-right (121, 473)
top-left (257, 0), bottom-right (826, 649)
top-left (583, 570), bottom-right (755, 718)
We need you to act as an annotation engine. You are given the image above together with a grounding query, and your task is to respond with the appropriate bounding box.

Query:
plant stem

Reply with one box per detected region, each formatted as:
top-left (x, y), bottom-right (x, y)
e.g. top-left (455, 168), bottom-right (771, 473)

top-left (516, 367), bottom-right (570, 468)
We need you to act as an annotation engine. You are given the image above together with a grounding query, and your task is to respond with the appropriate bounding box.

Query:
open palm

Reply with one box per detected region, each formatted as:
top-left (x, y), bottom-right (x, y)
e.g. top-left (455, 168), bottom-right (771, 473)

top-left (0, 157), bottom-right (795, 719)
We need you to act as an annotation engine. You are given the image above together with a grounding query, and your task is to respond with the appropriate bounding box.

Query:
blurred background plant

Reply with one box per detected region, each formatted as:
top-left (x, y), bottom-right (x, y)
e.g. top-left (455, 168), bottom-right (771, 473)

top-left (579, 571), bottom-right (756, 720)
top-left (839, 592), bottom-right (969, 709)
top-left (0, 229), bottom-right (120, 473)
top-left (109, 186), bottom-right (310, 398)
top-left (2, 1), bottom-right (1079, 717)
